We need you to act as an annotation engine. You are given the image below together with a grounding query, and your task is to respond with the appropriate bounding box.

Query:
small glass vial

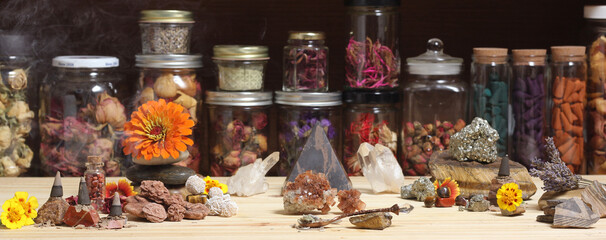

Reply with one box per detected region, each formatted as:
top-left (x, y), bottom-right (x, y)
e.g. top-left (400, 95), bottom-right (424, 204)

top-left (275, 91), bottom-right (342, 175)
top-left (40, 56), bottom-right (124, 177)
top-left (206, 91), bottom-right (272, 176)
top-left (511, 49), bottom-right (547, 168)
top-left (139, 10), bottom-right (194, 54)
top-left (342, 90), bottom-right (399, 176)
top-left (84, 156), bottom-right (106, 211)
top-left (283, 31), bottom-right (328, 92)
top-left (213, 45), bottom-right (269, 91)
top-left (471, 48), bottom-right (511, 156)
top-left (345, 0), bottom-right (401, 89)
top-left (549, 46), bottom-right (587, 174)
top-left (584, 6), bottom-right (606, 174)
top-left (403, 38), bottom-right (467, 176)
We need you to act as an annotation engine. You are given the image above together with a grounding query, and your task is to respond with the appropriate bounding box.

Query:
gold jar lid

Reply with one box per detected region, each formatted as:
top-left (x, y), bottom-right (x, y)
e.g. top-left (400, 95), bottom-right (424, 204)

top-left (288, 31), bottom-right (325, 40)
top-left (213, 45), bottom-right (269, 60)
top-left (140, 10), bottom-right (194, 23)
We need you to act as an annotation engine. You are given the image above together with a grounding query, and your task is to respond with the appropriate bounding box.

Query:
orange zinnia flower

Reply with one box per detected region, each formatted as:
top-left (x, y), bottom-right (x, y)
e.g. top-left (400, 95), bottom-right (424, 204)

top-left (105, 179), bottom-right (138, 198)
top-left (123, 99), bottom-right (195, 160)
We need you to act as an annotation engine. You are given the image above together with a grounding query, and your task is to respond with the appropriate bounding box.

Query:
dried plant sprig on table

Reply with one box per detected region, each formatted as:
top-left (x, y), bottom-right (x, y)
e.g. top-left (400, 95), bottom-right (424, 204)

top-left (296, 203), bottom-right (413, 229)
top-left (529, 137), bottom-right (580, 192)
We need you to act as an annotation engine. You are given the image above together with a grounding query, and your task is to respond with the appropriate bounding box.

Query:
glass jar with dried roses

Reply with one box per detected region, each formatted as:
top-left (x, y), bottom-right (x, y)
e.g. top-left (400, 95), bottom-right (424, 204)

top-left (205, 91), bottom-right (272, 176)
top-left (342, 90), bottom-right (399, 176)
top-left (135, 54), bottom-right (203, 172)
top-left (275, 91), bottom-right (342, 175)
top-left (40, 56), bottom-right (126, 176)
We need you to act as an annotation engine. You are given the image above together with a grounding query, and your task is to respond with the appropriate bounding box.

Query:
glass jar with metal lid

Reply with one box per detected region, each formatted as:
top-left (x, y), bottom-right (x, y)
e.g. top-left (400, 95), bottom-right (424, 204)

top-left (205, 91), bottom-right (272, 176)
top-left (402, 38), bottom-right (467, 176)
top-left (342, 90), bottom-right (399, 176)
top-left (275, 91), bottom-right (342, 175)
top-left (40, 56), bottom-right (125, 177)
top-left (139, 10), bottom-right (194, 54)
top-left (213, 45), bottom-right (269, 91)
top-left (283, 31), bottom-right (328, 92)
top-left (135, 54), bottom-right (203, 171)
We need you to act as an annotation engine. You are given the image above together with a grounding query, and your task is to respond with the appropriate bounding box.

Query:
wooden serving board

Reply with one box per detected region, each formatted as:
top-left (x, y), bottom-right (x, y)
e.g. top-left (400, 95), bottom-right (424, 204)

top-left (429, 151), bottom-right (537, 199)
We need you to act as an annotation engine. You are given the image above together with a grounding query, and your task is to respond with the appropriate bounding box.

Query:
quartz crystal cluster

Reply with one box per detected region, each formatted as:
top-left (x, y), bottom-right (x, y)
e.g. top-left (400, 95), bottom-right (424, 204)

top-left (205, 187), bottom-right (238, 217)
top-left (449, 117), bottom-right (499, 163)
top-left (227, 152), bottom-right (279, 197)
top-left (283, 170), bottom-right (337, 214)
top-left (357, 143), bottom-right (405, 193)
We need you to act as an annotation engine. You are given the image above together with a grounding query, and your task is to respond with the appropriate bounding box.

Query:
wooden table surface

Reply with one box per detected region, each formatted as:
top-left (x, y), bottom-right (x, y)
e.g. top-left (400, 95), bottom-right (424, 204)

top-left (1, 176), bottom-right (605, 239)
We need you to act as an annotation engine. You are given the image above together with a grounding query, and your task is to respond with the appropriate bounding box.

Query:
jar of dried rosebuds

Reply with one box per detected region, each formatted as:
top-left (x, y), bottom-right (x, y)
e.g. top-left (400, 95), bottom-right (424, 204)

top-left (40, 56), bottom-right (125, 177)
top-left (549, 46), bottom-right (587, 174)
top-left (345, 0), bottom-right (401, 90)
top-left (0, 33), bottom-right (36, 177)
top-left (135, 54), bottom-right (203, 172)
top-left (342, 90), bottom-right (399, 176)
top-left (205, 91), bottom-right (272, 176)
top-left (139, 10), bottom-right (194, 54)
top-left (213, 45), bottom-right (269, 91)
top-left (275, 91), bottom-right (342, 175)
top-left (402, 38), bottom-right (467, 176)
top-left (283, 31), bottom-right (328, 92)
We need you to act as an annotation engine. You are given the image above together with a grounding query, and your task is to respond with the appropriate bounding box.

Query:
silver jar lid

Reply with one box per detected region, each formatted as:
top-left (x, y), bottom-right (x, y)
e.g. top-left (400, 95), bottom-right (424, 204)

top-left (136, 54), bottom-right (202, 68)
top-left (275, 91), bottom-right (342, 106)
top-left (53, 56), bottom-right (119, 68)
top-left (205, 91), bottom-right (273, 106)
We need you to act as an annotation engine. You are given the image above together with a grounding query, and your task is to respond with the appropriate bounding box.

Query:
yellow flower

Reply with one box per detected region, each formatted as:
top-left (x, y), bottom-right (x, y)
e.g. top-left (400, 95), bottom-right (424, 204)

top-left (1, 199), bottom-right (28, 229)
top-left (496, 183), bottom-right (523, 212)
top-left (203, 176), bottom-right (228, 194)
top-left (13, 192), bottom-right (37, 225)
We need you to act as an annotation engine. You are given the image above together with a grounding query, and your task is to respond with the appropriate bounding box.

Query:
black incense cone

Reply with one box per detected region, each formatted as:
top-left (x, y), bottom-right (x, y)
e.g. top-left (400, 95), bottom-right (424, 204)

top-left (498, 158), bottom-right (510, 176)
top-left (77, 177), bottom-right (91, 205)
top-left (109, 193), bottom-right (122, 216)
top-left (50, 171), bottom-right (63, 197)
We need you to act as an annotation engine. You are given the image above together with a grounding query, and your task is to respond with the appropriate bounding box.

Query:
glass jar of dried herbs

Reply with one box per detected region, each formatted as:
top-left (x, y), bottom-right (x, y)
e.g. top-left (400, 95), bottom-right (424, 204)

top-left (345, 0), bottom-right (401, 90)
top-left (139, 10), bottom-right (194, 54)
top-left (283, 31), bottom-right (328, 92)
top-left (213, 45), bottom-right (269, 91)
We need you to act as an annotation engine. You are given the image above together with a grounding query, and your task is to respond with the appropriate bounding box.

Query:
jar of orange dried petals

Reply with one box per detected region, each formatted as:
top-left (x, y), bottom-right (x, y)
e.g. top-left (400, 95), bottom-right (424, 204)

top-left (549, 46), bottom-right (587, 174)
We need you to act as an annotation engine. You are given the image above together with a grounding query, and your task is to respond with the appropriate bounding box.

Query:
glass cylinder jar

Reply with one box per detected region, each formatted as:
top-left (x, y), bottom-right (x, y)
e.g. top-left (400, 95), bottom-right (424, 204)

top-left (550, 46), bottom-right (587, 174)
top-left (283, 31), bottom-right (328, 92)
top-left (275, 91), bottom-right (342, 175)
top-left (139, 10), bottom-right (194, 54)
top-left (345, 0), bottom-right (401, 90)
top-left (0, 33), bottom-right (35, 177)
top-left (511, 49), bottom-right (547, 168)
top-left (403, 38), bottom-right (467, 176)
top-left (206, 91), bottom-right (272, 176)
top-left (584, 6), bottom-right (606, 174)
top-left (471, 48), bottom-right (511, 156)
top-left (135, 54), bottom-right (203, 171)
top-left (40, 56), bottom-right (125, 177)
top-left (213, 45), bottom-right (269, 91)
top-left (343, 90), bottom-right (399, 176)
top-left (84, 156), bottom-right (105, 210)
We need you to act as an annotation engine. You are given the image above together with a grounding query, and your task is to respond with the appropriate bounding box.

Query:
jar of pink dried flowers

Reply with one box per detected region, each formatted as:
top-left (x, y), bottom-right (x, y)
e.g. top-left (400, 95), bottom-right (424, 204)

top-left (283, 31), bottom-right (328, 92)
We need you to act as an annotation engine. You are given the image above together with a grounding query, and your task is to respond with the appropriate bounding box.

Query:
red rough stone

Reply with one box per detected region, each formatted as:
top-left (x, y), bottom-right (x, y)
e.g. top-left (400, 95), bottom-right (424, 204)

top-left (337, 189), bottom-right (366, 214)
top-left (63, 205), bottom-right (100, 227)
top-left (435, 197), bottom-right (456, 207)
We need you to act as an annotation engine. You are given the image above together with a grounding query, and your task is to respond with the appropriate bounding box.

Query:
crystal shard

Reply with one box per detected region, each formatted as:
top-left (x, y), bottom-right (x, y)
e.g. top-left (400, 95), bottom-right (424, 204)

top-left (286, 124), bottom-right (352, 190)
top-left (357, 143), bottom-right (405, 193)
top-left (227, 152), bottom-right (279, 196)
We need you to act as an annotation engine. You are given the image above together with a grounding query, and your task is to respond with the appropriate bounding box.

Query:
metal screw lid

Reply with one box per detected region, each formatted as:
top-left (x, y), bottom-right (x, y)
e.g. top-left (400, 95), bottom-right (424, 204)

top-left (206, 91), bottom-right (273, 106)
top-left (275, 91), bottom-right (342, 106)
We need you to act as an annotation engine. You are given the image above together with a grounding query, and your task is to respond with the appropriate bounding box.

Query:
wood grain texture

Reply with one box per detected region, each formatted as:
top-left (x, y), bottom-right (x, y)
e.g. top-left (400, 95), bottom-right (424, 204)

top-left (1, 176), bottom-right (606, 239)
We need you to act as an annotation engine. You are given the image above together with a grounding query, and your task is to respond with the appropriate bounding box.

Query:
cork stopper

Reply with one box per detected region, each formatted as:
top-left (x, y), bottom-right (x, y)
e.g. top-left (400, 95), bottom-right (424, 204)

top-left (498, 158), bottom-right (510, 176)
top-left (512, 49), bottom-right (546, 66)
top-left (473, 48), bottom-right (508, 64)
top-left (109, 192), bottom-right (122, 217)
top-left (50, 171), bottom-right (63, 197)
top-left (88, 156), bottom-right (102, 164)
top-left (77, 177), bottom-right (91, 205)
top-left (551, 46), bottom-right (586, 62)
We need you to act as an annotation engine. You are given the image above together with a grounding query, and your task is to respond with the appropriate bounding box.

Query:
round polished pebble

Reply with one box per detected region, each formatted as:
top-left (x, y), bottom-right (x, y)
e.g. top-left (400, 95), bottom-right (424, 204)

top-left (437, 186), bottom-right (450, 198)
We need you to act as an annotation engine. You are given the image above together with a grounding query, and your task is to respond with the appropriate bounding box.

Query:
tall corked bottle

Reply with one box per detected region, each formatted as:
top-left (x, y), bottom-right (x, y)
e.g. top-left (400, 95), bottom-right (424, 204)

top-left (549, 46), bottom-right (587, 174)
top-left (470, 48), bottom-right (511, 156)
top-left (584, 5), bottom-right (606, 174)
top-left (344, 0), bottom-right (400, 90)
top-left (511, 49), bottom-right (547, 168)
top-left (402, 38), bottom-right (467, 176)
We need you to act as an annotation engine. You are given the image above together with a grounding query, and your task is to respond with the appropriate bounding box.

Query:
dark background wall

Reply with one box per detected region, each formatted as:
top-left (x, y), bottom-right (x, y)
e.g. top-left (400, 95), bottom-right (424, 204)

top-left (0, 0), bottom-right (593, 175)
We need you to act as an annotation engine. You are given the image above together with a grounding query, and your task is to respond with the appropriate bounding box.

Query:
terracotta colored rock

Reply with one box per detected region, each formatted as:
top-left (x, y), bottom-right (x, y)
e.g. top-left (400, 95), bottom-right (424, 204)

top-left (337, 189), bottom-right (366, 214)
top-left (124, 195), bottom-right (150, 218)
top-left (283, 170), bottom-right (337, 214)
top-left (183, 202), bottom-right (210, 220)
top-left (455, 196), bottom-right (468, 207)
top-left (167, 204), bottom-right (186, 221)
top-left (63, 205), bottom-right (100, 227)
top-left (142, 203), bottom-right (167, 223)
top-left (435, 197), bottom-right (455, 207)
top-left (501, 205), bottom-right (526, 216)
top-left (139, 180), bottom-right (171, 204)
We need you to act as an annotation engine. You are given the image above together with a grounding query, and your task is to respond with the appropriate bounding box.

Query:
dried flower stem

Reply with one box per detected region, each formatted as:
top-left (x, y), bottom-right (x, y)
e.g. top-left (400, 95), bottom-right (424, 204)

top-left (297, 204), bottom-right (413, 228)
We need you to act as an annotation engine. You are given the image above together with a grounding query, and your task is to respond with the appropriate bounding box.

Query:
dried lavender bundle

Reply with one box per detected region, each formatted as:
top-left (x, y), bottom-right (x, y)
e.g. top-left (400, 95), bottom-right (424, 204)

top-left (529, 137), bottom-right (580, 192)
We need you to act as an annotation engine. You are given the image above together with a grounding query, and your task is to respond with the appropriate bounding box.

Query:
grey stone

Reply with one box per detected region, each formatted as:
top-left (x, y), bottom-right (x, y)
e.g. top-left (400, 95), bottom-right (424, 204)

top-left (126, 164), bottom-right (195, 185)
top-left (400, 177), bottom-right (435, 201)
top-left (466, 195), bottom-right (490, 212)
top-left (553, 197), bottom-right (599, 228)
